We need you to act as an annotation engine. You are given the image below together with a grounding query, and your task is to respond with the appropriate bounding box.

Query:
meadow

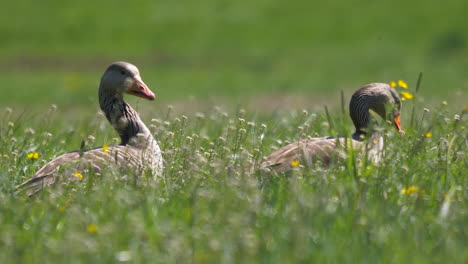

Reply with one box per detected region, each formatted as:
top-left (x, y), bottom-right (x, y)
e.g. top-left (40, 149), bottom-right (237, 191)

top-left (1, 0), bottom-right (468, 263)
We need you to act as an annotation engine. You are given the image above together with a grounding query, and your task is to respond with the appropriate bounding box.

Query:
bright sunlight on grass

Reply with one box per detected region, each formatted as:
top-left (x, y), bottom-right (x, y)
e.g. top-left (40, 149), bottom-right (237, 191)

top-left (1, 0), bottom-right (467, 263)
top-left (1, 100), bottom-right (467, 263)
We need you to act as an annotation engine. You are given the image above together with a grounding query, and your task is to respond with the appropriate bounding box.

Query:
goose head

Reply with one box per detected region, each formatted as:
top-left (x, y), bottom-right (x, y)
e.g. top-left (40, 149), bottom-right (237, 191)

top-left (367, 84), bottom-right (402, 131)
top-left (99, 61), bottom-right (155, 100)
top-left (350, 83), bottom-right (402, 136)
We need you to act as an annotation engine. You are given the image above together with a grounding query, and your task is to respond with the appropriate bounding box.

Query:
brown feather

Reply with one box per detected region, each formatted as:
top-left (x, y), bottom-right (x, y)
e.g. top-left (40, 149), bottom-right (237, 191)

top-left (17, 62), bottom-right (163, 196)
top-left (261, 137), bottom-right (358, 172)
top-left (17, 145), bottom-right (145, 196)
top-left (261, 83), bottom-right (401, 173)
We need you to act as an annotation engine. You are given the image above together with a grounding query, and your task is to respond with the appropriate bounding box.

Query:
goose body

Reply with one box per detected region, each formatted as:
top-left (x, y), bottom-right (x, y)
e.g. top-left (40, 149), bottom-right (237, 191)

top-left (18, 62), bottom-right (163, 195)
top-left (261, 83), bottom-right (402, 173)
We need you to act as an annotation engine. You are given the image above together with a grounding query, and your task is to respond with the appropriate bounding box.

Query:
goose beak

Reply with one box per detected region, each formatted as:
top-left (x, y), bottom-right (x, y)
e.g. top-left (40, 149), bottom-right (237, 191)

top-left (393, 113), bottom-right (402, 132)
top-left (127, 75), bottom-right (155, 100)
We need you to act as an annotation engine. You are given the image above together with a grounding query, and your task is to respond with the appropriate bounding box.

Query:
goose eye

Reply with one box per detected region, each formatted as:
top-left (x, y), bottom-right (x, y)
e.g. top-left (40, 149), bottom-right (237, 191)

top-left (120, 70), bottom-right (126, 75)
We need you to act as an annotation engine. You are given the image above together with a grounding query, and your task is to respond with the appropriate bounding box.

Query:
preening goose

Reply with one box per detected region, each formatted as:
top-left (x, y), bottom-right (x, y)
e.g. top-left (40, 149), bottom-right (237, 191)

top-left (261, 83), bottom-right (402, 173)
top-left (17, 62), bottom-right (163, 195)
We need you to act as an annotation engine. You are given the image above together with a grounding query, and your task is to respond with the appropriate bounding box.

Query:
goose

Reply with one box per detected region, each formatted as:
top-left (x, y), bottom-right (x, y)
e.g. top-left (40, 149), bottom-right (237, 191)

top-left (261, 83), bottom-right (402, 173)
top-left (17, 61), bottom-right (163, 195)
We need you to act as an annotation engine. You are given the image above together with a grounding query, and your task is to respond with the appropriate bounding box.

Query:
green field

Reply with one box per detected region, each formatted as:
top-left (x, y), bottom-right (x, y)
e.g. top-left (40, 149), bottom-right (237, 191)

top-left (1, 0), bottom-right (467, 108)
top-left (1, 0), bottom-right (467, 263)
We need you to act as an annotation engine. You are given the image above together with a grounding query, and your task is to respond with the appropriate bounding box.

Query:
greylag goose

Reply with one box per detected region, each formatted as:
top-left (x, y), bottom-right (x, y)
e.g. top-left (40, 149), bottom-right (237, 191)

top-left (18, 62), bottom-right (163, 195)
top-left (261, 83), bottom-right (402, 173)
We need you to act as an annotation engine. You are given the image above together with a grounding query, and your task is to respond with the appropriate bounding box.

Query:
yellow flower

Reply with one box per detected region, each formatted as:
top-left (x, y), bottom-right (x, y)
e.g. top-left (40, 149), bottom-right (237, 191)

top-left (443, 193), bottom-right (450, 201)
top-left (425, 132), bottom-right (432, 138)
top-left (398, 80), bottom-right (408, 89)
top-left (389, 81), bottom-right (396, 88)
top-left (401, 97), bottom-right (406, 101)
top-left (401, 186), bottom-right (420, 195)
top-left (442, 101), bottom-right (447, 105)
top-left (291, 160), bottom-right (300, 167)
top-left (102, 143), bottom-right (109, 154)
top-left (464, 106), bottom-right (468, 111)
top-left (401, 91), bottom-right (414, 100)
top-left (74, 171), bottom-right (84, 179)
top-left (86, 224), bottom-right (98, 234)
top-left (26, 152), bottom-right (39, 160)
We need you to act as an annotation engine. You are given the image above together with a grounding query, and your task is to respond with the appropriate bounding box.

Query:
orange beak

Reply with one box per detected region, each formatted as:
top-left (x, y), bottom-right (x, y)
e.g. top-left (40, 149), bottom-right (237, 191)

top-left (393, 113), bottom-right (402, 131)
top-left (127, 75), bottom-right (155, 100)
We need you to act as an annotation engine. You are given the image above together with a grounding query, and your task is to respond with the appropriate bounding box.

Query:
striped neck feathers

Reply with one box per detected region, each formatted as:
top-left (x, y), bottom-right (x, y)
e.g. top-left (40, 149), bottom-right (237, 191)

top-left (349, 92), bottom-right (372, 139)
top-left (99, 93), bottom-right (153, 147)
top-left (349, 84), bottom-right (392, 140)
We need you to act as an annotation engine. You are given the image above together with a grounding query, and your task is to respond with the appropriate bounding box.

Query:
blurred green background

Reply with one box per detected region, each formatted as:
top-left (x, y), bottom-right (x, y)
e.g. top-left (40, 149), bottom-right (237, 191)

top-left (1, 0), bottom-right (467, 112)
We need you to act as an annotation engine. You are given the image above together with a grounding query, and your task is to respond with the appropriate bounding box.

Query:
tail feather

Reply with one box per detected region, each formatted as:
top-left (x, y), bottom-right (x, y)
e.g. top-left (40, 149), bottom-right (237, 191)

top-left (16, 173), bottom-right (55, 196)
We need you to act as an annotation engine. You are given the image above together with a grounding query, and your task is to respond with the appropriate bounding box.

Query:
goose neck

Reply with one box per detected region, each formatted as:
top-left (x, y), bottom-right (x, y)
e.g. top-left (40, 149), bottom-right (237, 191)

top-left (349, 93), bottom-right (371, 136)
top-left (99, 94), bottom-right (153, 146)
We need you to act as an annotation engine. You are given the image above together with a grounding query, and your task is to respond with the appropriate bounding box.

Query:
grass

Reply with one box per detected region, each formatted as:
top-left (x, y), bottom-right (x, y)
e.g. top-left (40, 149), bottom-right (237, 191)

top-left (1, 0), bottom-right (468, 262)
top-left (0, 97), bottom-right (467, 263)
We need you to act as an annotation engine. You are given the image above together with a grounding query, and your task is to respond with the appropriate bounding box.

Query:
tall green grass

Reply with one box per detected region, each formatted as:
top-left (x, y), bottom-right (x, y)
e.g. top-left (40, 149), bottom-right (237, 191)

top-left (0, 97), bottom-right (466, 263)
top-left (1, 0), bottom-right (467, 262)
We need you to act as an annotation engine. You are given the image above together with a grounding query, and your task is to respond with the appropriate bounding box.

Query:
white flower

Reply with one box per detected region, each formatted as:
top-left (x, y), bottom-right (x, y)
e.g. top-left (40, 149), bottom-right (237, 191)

top-left (115, 251), bottom-right (132, 262)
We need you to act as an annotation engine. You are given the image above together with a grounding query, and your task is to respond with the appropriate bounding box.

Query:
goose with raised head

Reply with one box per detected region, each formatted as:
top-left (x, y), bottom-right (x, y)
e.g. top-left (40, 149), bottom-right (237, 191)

top-left (17, 62), bottom-right (163, 195)
top-left (261, 83), bottom-right (402, 173)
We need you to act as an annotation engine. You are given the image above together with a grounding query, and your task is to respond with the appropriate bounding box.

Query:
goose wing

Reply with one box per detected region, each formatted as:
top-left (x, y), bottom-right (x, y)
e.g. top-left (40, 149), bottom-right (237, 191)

top-left (17, 145), bottom-right (143, 196)
top-left (261, 137), bottom-right (359, 173)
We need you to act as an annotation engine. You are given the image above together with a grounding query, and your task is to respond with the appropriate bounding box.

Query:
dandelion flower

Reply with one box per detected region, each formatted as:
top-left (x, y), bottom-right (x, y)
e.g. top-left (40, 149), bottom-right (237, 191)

top-left (26, 152), bottom-right (39, 160)
top-left (443, 193), bottom-right (450, 201)
top-left (425, 132), bottom-right (432, 138)
top-left (398, 80), bottom-right (408, 89)
top-left (401, 91), bottom-right (414, 100)
top-left (74, 171), bottom-right (84, 179)
top-left (25, 128), bottom-right (35, 135)
top-left (291, 160), bottom-right (300, 167)
top-left (401, 186), bottom-right (420, 195)
top-left (442, 101), bottom-right (447, 105)
top-left (102, 144), bottom-right (109, 154)
top-left (389, 81), bottom-right (396, 88)
top-left (195, 112), bottom-right (205, 119)
top-left (464, 106), bottom-right (468, 111)
top-left (116, 251), bottom-right (132, 262)
top-left (86, 224), bottom-right (98, 234)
